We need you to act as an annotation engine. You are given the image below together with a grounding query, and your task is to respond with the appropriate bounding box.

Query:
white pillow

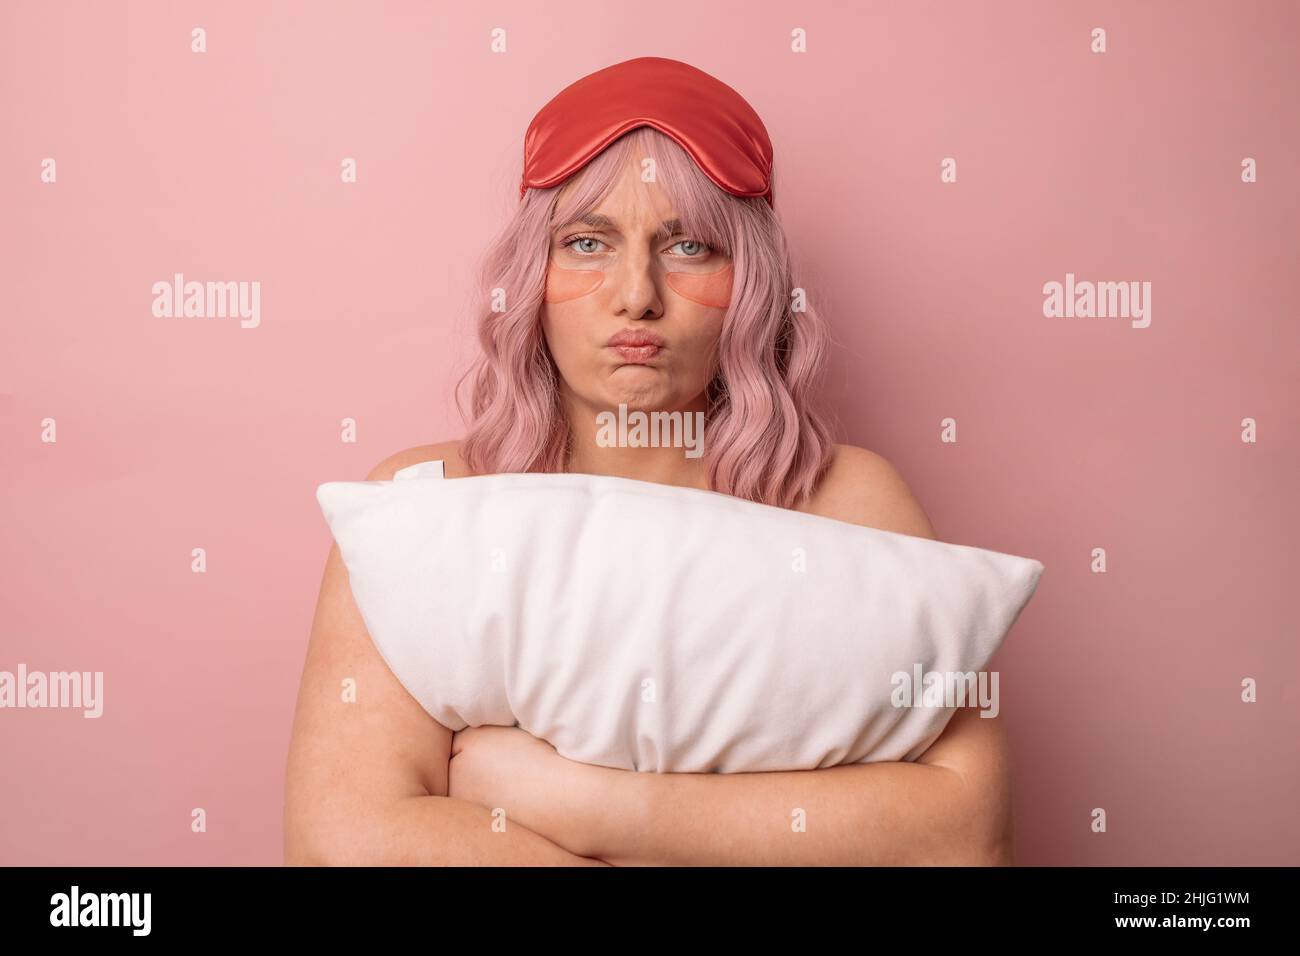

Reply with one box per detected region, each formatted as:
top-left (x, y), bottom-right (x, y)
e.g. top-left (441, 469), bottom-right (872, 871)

top-left (316, 460), bottom-right (1044, 773)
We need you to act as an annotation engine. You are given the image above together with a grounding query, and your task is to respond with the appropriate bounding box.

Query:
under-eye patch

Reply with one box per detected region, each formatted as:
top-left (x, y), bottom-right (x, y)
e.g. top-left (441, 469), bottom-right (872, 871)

top-left (665, 262), bottom-right (734, 309)
top-left (544, 264), bottom-right (605, 303)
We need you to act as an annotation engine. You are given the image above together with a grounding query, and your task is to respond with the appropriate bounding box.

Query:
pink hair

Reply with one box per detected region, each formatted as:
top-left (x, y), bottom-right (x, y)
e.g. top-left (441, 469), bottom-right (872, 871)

top-left (455, 126), bottom-right (837, 509)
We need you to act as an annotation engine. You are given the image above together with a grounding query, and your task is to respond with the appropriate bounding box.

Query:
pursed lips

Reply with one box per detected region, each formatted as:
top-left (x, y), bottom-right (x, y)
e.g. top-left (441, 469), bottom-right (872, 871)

top-left (607, 330), bottom-right (664, 364)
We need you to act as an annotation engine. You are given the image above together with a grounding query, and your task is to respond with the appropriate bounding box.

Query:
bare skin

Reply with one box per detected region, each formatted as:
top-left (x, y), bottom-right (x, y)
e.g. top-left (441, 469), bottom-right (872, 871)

top-left (283, 161), bottom-right (1014, 866)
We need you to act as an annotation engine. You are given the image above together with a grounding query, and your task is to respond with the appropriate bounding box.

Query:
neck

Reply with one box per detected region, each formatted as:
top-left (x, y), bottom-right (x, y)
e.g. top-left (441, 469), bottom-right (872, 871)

top-left (560, 388), bottom-right (711, 490)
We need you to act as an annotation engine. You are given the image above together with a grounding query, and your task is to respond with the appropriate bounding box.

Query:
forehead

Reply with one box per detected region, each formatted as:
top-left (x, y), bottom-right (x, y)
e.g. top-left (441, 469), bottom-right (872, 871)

top-left (553, 162), bottom-right (680, 233)
top-left (557, 211), bottom-right (686, 240)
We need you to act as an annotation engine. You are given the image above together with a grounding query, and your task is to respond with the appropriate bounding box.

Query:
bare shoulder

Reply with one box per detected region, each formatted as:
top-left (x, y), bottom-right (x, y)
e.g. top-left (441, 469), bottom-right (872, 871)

top-left (365, 439), bottom-right (475, 481)
top-left (796, 443), bottom-right (938, 540)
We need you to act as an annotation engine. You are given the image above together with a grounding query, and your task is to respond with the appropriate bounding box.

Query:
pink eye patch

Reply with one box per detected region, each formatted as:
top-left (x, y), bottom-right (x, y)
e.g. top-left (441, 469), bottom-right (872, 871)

top-left (544, 264), bottom-right (605, 303)
top-left (545, 261), bottom-right (734, 308)
top-left (665, 262), bottom-right (733, 309)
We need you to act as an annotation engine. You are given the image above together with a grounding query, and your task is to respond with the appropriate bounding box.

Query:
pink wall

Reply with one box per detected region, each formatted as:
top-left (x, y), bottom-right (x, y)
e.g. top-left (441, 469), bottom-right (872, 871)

top-left (1, 1), bottom-right (1296, 865)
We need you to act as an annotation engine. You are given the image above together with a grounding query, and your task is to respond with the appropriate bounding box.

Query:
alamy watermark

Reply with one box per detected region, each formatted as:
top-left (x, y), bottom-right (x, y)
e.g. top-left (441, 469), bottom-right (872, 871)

top-left (0, 664), bottom-right (103, 717)
top-left (595, 403), bottom-right (705, 459)
top-left (50, 886), bottom-right (150, 935)
top-left (1042, 272), bottom-right (1151, 328)
top-left (152, 272), bottom-right (260, 328)
top-left (890, 665), bottom-right (999, 717)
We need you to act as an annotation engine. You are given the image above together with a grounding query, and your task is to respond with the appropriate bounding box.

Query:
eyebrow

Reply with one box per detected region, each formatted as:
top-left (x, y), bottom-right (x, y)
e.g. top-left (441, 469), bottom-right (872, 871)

top-left (556, 213), bottom-right (685, 239)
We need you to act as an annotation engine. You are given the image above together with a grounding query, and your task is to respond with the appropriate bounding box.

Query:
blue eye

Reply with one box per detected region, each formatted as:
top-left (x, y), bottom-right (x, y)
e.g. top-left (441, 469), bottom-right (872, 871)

top-left (559, 234), bottom-right (712, 257)
top-left (560, 234), bottom-right (606, 254)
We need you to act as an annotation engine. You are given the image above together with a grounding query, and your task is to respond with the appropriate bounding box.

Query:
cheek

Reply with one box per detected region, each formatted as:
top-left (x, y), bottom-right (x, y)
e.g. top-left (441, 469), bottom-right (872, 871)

top-left (665, 263), bottom-right (733, 310)
top-left (539, 307), bottom-right (590, 376)
top-left (544, 263), bottom-right (604, 303)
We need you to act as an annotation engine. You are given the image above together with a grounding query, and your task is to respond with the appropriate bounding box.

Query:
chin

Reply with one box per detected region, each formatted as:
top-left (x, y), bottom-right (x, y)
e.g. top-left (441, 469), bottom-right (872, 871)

top-left (598, 384), bottom-right (675, 411)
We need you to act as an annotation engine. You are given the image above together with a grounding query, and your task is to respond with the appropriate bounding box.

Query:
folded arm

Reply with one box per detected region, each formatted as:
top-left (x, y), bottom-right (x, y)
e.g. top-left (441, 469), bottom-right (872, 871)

top-left (453, 702), bottom-right (1012, 866)
top-left (585, 703), bottom-right (1014, 866)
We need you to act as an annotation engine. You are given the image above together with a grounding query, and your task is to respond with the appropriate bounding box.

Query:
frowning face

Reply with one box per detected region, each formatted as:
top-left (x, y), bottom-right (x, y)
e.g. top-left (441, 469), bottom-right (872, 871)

top-left (540, 160), bottom-right (733, 417)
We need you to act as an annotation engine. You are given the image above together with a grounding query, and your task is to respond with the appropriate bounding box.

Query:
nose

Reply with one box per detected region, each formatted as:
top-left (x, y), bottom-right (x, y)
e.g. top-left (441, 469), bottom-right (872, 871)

top-left (610, 246), bottom-right (664, 321)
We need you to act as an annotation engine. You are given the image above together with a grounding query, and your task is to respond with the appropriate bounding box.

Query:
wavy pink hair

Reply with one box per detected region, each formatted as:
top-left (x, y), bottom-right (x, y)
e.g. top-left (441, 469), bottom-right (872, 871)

top-left (455, 126), bottom-right (837, 509)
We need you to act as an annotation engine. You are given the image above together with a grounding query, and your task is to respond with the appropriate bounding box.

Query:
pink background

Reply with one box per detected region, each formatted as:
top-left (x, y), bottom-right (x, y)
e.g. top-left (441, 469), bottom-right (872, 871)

top-left (2, 1), bottom-right (1296, 865)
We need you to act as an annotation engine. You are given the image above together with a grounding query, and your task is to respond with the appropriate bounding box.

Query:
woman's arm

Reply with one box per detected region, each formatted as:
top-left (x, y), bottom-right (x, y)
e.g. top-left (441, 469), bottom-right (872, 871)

top-left (283, 450), bottom-right (608, 866)
top-left (455, 703), bottom-right (1011, 866)
top-left (604, 704), bottom-right (1012, 866)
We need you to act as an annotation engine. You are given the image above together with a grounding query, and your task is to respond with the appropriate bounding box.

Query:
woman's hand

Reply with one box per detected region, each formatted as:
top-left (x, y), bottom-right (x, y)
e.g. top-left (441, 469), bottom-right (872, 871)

top-left (448, 725), bottom-right (573, 819)
top-left (448, 725), bottom-right (648, 860)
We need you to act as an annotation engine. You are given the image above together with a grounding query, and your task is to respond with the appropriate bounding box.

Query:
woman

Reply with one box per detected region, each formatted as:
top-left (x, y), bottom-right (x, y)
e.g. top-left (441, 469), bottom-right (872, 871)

top-left (283, 57), bottom-right (1012, 866)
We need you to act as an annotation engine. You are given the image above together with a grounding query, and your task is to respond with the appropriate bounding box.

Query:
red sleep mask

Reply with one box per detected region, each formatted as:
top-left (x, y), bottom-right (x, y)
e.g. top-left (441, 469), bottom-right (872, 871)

top-left (521, 56), bottom-right (774, 207)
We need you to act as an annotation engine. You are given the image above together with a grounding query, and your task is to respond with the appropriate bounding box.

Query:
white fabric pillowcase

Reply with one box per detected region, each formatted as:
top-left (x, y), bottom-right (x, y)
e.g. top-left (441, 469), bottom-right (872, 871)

top-left (316, 460), bottom-right (1044, 773)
